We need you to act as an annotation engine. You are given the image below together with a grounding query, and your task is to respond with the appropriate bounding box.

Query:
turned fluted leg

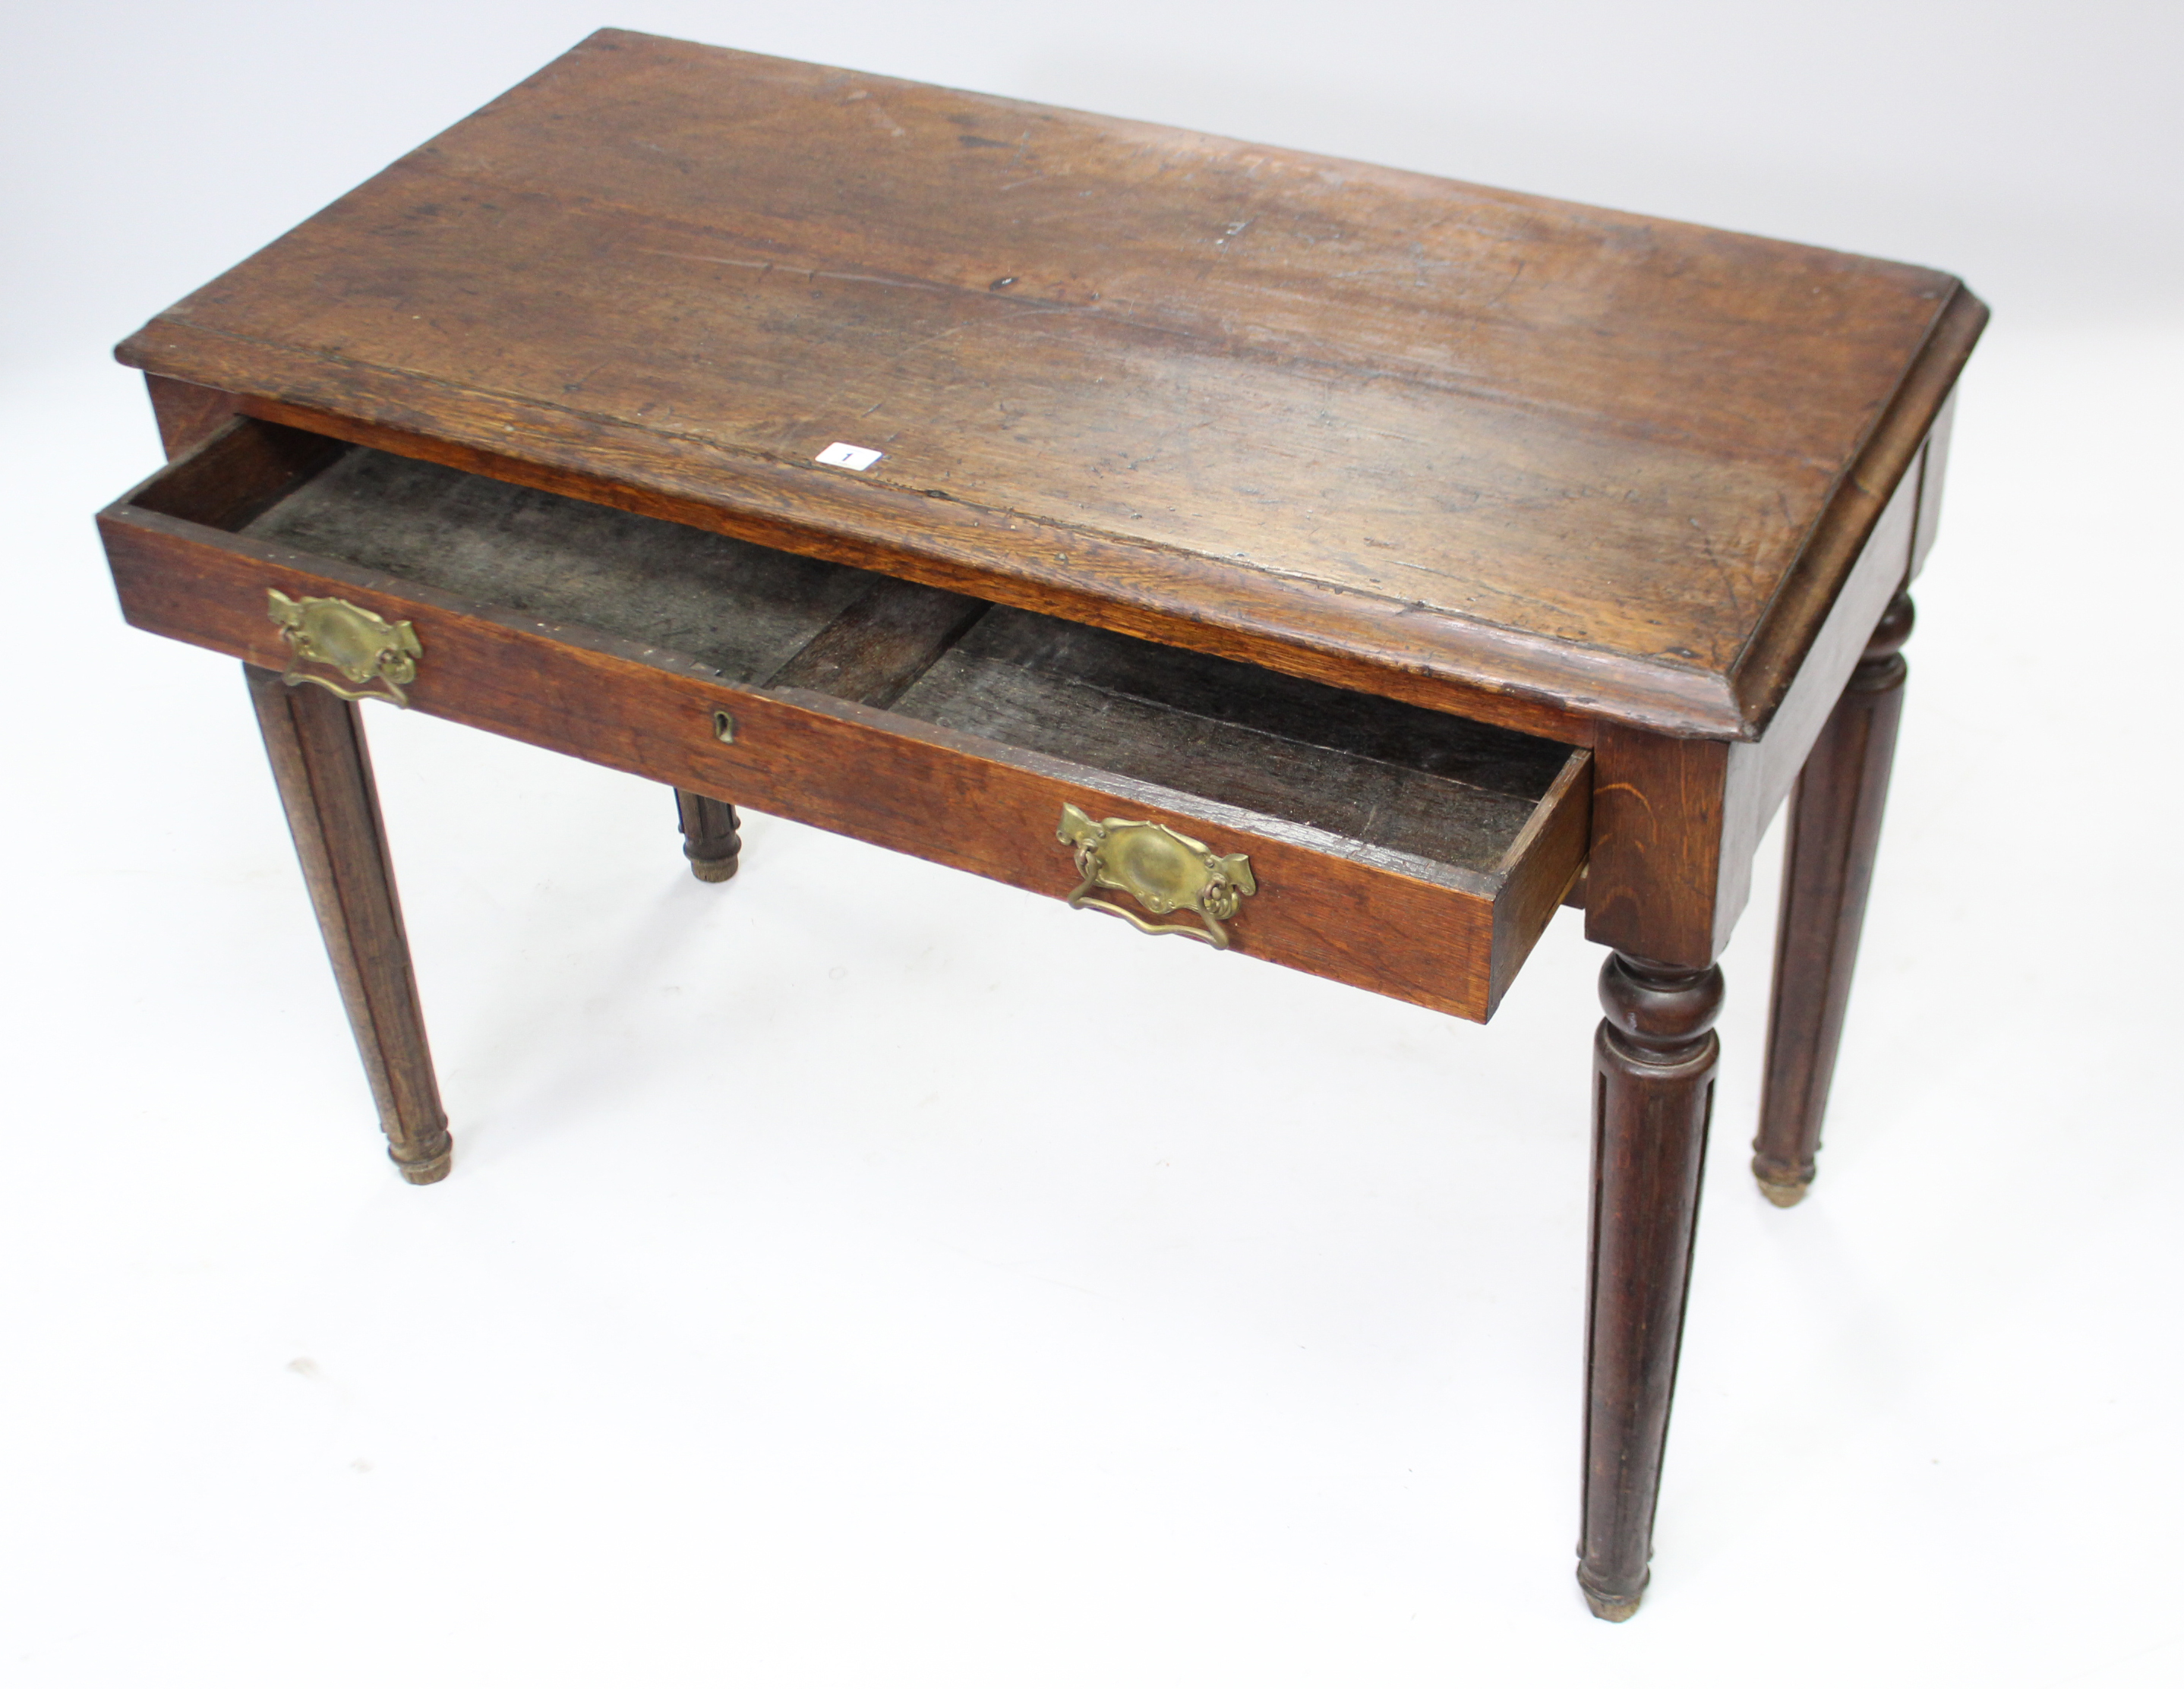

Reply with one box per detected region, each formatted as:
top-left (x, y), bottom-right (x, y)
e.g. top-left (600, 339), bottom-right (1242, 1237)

top-left (675, 788), bottom-right (742, 883)
top-left (245, 665), bottom-right (452, 1183)
top-left (1753, 591), bottom-right (1913, 1206)
top-left (1579, 951), bottom-right (1722, 1621)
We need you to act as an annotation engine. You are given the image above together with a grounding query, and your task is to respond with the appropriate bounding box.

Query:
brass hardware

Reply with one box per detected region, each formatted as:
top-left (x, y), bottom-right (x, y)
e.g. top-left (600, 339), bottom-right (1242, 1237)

top-left (1056, 803), bottom-right (1256, 949)
top-left (712, 709), bottom-right (737, 744)
top-left (267, 590), bottom-right (422, 706)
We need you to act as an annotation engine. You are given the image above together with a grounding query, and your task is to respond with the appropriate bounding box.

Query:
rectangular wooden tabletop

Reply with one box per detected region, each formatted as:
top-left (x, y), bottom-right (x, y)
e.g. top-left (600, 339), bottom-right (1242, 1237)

top-left (118, 28), bottom-right (1984, 740)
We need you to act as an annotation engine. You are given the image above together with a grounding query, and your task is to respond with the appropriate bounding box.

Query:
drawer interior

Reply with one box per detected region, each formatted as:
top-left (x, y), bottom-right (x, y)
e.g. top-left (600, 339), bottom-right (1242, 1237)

top-left (236, 441), bottom-right (1580, 889)
top-left (239, 440), bottom-right (891, 687)
top-left (888, 613), bottom-right (1567, 879)
top-left (108, 421), bottom-right (1592, 1016)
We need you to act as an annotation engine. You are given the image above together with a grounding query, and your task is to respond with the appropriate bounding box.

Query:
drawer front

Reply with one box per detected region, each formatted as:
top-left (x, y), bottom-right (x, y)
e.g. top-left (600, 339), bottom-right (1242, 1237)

top-left (100, 429), bottom-right (1590, 1021)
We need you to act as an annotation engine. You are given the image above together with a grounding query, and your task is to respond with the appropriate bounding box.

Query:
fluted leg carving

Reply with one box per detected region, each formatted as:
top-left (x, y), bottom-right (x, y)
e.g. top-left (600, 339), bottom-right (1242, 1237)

top-left (245, 664), bottom-right (452, 1184)
top-left (1753, 591), bottom-right (1913, 1205)
top-left (1579, 951), bottom-right (1722, 1620)
top-left (675, 788), bottom-right (742, 883)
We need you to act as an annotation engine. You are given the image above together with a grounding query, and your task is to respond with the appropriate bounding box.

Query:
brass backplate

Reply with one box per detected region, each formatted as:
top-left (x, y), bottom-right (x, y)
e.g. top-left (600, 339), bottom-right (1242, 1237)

top-left (267, 590), bottom-right (422, 706)
top-left (1056, 803), bottom-right (1256, 948)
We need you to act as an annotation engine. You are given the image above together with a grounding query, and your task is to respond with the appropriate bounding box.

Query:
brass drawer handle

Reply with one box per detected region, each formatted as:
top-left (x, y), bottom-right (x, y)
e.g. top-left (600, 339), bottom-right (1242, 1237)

top-left (1056, 803), bottom-right (1256, 949)
top-left (267, 590), bottom-right (422, 706)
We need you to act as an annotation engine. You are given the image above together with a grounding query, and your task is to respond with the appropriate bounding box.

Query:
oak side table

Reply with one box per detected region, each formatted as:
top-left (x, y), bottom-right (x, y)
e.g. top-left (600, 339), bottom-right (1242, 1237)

top-left (96, 30), bottom-right (1985, 1620)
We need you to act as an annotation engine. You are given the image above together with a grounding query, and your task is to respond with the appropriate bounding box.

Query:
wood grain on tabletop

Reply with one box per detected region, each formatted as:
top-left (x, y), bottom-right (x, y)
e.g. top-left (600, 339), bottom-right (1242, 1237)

top-left (115, 28), bottom-right (1982, 741)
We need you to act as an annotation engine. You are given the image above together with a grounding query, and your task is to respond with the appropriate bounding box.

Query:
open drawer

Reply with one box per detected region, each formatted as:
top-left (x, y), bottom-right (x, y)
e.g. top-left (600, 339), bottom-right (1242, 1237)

top-left (99, 420), bottom-right (1591, 1021)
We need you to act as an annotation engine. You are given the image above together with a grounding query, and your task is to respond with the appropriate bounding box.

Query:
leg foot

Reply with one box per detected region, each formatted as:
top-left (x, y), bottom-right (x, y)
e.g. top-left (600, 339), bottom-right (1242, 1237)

top-left (1754, 591), bottom-right (1911, 1202)
top-left (1754, 1169), bottom-right (1810, 1208)
top-left (246, 665), bottom-right (452, 1182)
top-left (394, 1141), bottom-right (454, 1185)
top-left (675, 788), bottom-right (741, 882)
top-left (1578, 950), bottom-right (1722, 1621)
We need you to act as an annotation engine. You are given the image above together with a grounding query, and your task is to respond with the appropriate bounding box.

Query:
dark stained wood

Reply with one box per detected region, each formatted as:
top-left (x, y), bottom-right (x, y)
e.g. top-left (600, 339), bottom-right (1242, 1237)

top-left (244, 664), bottom-right (451, 1182)
top-left (1584, 729), bottom-right (1732, 971)
top-left (1580, 951), bottom-right (1722, 1621)
top-left (234, 437), bottom-right (1576, 879)
top-left (765, 576), bottom-right (992, 707)
top-left (1585, 453), bottom-right (1922, 968)
top-left (114, 29), bottom-right (1983, 742)
top-left (208, 390), bottom-right (1598, 748)
top-left (892, 609), bottom-right (1571, 878)
top-left (674, 790), bottom-right (742, 882)
top-left (238, 437), bottom-right (877, 685)
top-left (147, 374), bottom-right (241, 459)
top-left (130, 416), bottom-right (344, 532)
top-left (99, 432), bottom-right (1592, 1022)
top-left (1490, 752), bottom-right (1593, 1006)
top-left (1737, 463), bottom-right (1922, 857)
top-left (91, 42), bottom-right (1990, 1616)
top-left (1723, 293), bottom-right (1978, 731)
top-left (1753, 592), bottom-right (1914, 1204)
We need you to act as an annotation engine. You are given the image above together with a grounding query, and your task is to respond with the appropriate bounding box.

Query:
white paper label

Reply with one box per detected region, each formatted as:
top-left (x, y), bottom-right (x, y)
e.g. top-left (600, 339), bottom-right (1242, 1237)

top-left (815, 441), bottom-right (884, 471)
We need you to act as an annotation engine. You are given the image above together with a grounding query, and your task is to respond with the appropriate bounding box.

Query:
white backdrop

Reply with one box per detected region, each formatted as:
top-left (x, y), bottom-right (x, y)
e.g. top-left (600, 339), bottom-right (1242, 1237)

top-left (3, 5), bottom-right (2179, 1684)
